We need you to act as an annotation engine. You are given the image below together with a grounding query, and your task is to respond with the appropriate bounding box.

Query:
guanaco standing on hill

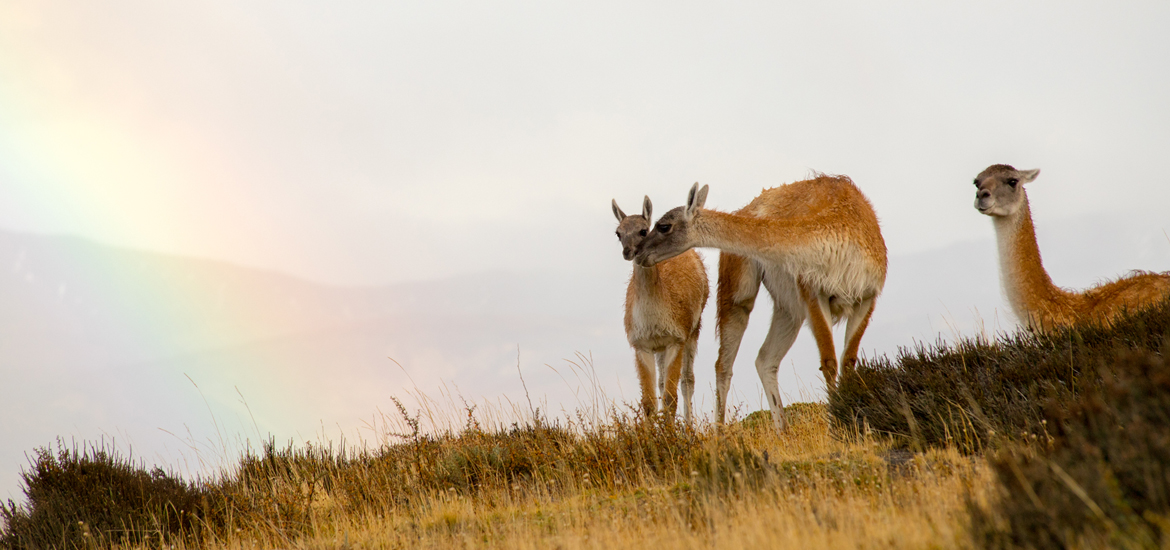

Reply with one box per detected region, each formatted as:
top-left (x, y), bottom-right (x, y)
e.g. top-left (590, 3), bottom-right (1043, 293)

top-left (973, 164), bottom-right (1170, 331)
top-left (635, 176), bottom-right (887, 429)
top-left (613, 196), bottom-right (709, 421)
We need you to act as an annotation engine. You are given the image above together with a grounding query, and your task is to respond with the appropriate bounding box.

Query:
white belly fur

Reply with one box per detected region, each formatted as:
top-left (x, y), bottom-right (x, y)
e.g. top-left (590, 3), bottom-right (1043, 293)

top-left (762, 239), bottom-right (882, 325)
top-left (783, 239), bottom-right (883, 303)
top-left (628, 295), bottom-right (691, 352)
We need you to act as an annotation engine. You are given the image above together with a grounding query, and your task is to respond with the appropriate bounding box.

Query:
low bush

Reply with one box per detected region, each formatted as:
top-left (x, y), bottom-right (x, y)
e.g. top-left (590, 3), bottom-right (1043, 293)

top-left (0, 440), bottom-right (214, 549)
top-left (830, 296), bottom-right (1170, 452)
top-left (970, 344), bottom-right (1170, 549)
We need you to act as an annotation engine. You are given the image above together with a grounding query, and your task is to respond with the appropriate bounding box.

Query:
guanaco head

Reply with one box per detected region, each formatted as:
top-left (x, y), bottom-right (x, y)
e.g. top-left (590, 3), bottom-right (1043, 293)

top-left (634, 182), bottom-right (708, 267)
top-left (973, 164), bottom-right (1040, 217)
top-left (612, 196), bottom-right (653, 261)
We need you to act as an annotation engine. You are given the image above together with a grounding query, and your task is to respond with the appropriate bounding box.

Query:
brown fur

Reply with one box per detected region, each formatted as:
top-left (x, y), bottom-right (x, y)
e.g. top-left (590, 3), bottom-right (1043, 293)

top-left (798, 280), bottom-right (840, 384)
top-left (704, 177), bottom-right (887, 389)
top-left (624, 251), bottom-right (708, 340)
top-left (614, 197), bottom-right (709, 420)
top-left (714, 250), bottom-right (749, 340)
top-left (696, 176), bottom-right (889, 277)
top-left (974, 164), bottom-right (1170, 331)
top-left (623, 250), bottom-right (709, 417)
top-left (639, 176), bottom-right (887, 428)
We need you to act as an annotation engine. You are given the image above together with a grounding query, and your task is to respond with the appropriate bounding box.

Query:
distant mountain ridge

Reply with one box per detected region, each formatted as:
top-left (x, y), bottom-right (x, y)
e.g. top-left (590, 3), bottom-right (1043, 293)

top-left (0, 228), bottom-right (625, 501)
top-left (2, 211), bottom-right (1168, 501)
top-left (1, 229), bottom-right (618, 364)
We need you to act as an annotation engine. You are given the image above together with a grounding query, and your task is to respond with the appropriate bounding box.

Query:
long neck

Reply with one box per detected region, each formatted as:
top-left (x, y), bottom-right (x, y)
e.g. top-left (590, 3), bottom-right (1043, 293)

top-left (690, 209), bottom-right (806, 261)
top-left (992, 199), bottom-right (1068, 323)
top-left (631, 263), bottom-right (661, 294)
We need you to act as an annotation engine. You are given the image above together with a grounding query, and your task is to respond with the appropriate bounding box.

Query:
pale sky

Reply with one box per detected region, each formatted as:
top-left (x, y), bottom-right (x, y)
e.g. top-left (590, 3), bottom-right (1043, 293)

top-left (3, 0), bottom-right (1170, 502)
top-left (2, 1), bottom-right (1168, 285)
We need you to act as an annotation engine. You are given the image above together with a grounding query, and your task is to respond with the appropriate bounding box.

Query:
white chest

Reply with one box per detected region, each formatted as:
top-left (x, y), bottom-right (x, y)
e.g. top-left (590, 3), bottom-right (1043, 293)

top-left (628, 295), bottom-right (686, 349)
top-left (993, 216), bottom-right (1026, 316)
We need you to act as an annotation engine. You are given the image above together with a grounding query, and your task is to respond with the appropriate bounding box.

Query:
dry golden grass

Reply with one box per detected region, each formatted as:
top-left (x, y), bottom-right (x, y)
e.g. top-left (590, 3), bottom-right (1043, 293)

top-left (15, 305), bottom-right (1170, 549)
top-left (181, 404), bottom-right (991, 550)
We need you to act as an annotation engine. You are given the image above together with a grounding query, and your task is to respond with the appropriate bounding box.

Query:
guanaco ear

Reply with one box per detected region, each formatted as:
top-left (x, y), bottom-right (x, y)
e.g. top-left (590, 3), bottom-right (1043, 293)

top-left (1019, 169), bottom-right (1040, 183)
top-left (685, 183), bottom-right (708, 217)
top-left (641, 195), bottom-right (652, 220)
top-left (612, 199), bottom-right (626, 222)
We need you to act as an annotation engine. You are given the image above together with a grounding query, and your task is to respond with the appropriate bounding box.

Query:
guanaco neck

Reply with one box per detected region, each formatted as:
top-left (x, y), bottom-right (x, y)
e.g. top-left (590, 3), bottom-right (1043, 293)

top-left (690, 209), bottom-right (803, 261)
top-left (631, 263), bottom-right (662, 296)
top-left (992, 198), bottom-right (1069, 323)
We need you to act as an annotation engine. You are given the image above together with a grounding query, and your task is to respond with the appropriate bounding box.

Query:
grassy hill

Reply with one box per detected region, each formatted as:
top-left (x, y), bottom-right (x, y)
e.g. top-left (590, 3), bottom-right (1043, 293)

top-left (1, 403), bottom-right (985, 549)
top-left (3, 297), bottom-right (1169, 549)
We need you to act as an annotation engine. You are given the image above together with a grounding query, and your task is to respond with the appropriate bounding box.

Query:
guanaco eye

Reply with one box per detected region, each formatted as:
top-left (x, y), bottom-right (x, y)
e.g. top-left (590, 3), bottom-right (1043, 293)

top-left (656, 223), bottom-right (672, 233)
top-left (973, 179), bottom-right (979, 186)
top-left (615, 231), bottom-right (620, 239)
top-left (1006, 178), bottom-right (1019, 187)
top-left (638, 229), bottom-right (647, 237)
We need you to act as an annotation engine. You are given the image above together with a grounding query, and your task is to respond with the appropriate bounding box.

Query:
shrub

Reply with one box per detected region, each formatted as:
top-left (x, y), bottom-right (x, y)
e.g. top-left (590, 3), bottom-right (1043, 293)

top-left (970, 344), bottom-right (1170, 549)
top-left (0, 440), bottom-right (214, 549)
top-left (830, 296), bottom-right (1170, 452)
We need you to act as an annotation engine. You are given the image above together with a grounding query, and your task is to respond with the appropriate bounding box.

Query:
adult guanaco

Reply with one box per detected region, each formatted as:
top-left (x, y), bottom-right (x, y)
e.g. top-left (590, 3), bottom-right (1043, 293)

top-left (613, 196), bottom-right (709, 421)
top-left (634, 177), bottom-right (887, 429)
top-left (974, 164), bottom-right (1170, 331)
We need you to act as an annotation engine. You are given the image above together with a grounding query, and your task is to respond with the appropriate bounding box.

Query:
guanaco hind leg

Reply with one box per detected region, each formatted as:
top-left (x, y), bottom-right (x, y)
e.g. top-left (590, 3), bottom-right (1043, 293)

top-left (799, 282), bottom-right (840, 390)
top-left (840, 296), bottom-right (876, 379)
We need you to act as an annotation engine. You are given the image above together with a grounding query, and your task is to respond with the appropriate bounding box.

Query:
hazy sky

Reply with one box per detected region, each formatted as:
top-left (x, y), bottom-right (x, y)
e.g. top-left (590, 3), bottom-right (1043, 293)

top-left (2, 1), bottom-right (1168, 285)
top-left (3, 0), bottom-right (1170, 503)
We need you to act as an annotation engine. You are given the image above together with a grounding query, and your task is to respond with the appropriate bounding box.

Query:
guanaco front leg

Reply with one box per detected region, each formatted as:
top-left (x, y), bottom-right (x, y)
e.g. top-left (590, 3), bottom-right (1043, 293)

top-left (799, 282), bottom-right (839, 390)
top-left (635, 350), bottom-right (657, 416)
top-left (655, 350), bottom-right (669, 403)
top-left (714, 252), bottom-right (761, 424)
top-left (754, 301), bottom-right (803, 430)
top-left (658, 345), bottom-right (684, 418)
top-left (681, 335), bottom-right (698, 423)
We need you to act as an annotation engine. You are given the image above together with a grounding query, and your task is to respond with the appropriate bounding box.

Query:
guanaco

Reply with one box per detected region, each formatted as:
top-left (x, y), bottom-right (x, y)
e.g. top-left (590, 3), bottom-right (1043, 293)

top-left (613, 196), bottom-right (709, 421)
top-left (635, 177), bottom-right (887, 429)
top-left (974, 164), bottom-right (1170, 331)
